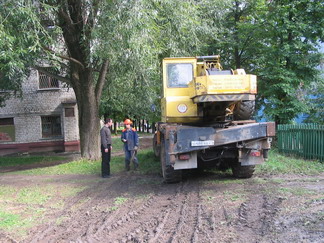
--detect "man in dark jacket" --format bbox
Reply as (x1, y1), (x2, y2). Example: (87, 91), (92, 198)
(100, 118), (113, 178)
(121, 119), (139, 171)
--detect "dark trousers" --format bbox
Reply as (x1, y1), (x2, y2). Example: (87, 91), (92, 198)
(101, 144), (111, 176)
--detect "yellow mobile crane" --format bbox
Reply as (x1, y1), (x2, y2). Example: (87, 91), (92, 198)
(153, 56), (275, 183)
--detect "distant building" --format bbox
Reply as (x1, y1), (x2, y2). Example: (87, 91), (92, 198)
(0, 68), (80, 155)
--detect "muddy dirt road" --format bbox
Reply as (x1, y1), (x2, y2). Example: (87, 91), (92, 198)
(1, 170), (323, 243)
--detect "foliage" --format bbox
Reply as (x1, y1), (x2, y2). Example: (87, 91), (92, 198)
(303, 77), (324, 124)
(200, 0), (323, 124)
(0, 1), (51, 105)
(256, 0), (323, 124)
(202, 0), (268, 70)
(1, 0), (323, 159)
(1, 0), (212, 159)
(98, 0), (210, 122)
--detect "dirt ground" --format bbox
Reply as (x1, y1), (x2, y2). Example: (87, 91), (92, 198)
(1, 138), (324, 243)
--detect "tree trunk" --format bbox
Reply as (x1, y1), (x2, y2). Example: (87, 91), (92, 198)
(234, 1), (241, 69)
(75, 76), (101, 160)
(114, 121), (117, 134)
(55, 1), (109, 160)
(78, 102), (100, 160)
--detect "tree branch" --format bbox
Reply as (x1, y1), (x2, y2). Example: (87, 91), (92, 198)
(42, 45), (85, 69)
(33, 65), (71, 84)
(57, 6), (74, 27)
(95, 60), (109, 105)
(239, 35), (253, 58)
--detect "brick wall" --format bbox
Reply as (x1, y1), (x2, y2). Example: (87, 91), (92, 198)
(0, 69), (80, 154)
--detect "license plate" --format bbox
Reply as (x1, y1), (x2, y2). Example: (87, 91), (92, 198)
(191, 140), (214, 146)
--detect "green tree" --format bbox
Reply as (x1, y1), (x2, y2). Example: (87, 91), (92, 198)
(1, 1), (111, 159)
(201, 0), (323, 124)
(201, 0), (267, 70)
(98, 0), (208, 123)
(0, 1), (50, 105)
(1, 0), (209, 159)
(257, 0), (323, 124)
(304, 76), (324, 124)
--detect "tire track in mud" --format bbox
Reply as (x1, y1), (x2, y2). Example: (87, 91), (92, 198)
(163, 180), (203, 243)
(235, 193), (284, 242)
(88, 193), (157, 242)
(92, 181), (187, 242)
(27, 175), (140, 243)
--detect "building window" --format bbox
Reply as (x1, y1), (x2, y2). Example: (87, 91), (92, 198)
(0, 118), (15, 142)
(41, 116), (62, 138)
(65, 108), (75, 117)
(39, 68), (59, 89)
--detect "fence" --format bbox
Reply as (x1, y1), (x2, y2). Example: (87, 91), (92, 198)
(277, 124), (324, 162)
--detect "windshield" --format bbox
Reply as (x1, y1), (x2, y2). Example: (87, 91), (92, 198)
(167, 63), (193, 88)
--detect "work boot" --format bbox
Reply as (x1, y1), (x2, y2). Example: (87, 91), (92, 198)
(126, 164), (130, 171)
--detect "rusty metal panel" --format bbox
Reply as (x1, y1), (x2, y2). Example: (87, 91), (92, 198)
(265, 122), (276, 136)
(171, 123), (270, 154)
(175, 126), (215, 153)
(213, 123), (268, 146)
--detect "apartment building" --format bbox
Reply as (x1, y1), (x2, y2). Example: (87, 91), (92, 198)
(0, 68), (80, 155)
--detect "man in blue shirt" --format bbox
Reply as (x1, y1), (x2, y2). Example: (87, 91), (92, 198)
(121, 119), (139, 171)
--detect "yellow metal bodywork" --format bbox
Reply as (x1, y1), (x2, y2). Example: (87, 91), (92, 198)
(162, 57), (199, 123)
(190, 74), (257, 97)
(161, 56), (257, 123)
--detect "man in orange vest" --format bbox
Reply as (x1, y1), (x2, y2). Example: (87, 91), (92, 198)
(121, 119), (139, 171)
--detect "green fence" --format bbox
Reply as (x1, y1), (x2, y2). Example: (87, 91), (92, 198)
(277, 124), (324, 162)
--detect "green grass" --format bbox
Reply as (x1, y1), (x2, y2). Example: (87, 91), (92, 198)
(111, 137), (124, 151)
(278, 187), (317, 196)
(209, 178), (245, 185)
(112, 135), (152, 152)
(0, 185), (87, 206)
(0, 156), (68, 167)
(223, 190), (246, 202)
(12, 149), (160, 176)
(0, 211), (22, 229)
(255, 149), (324, 175)
(114, 197), (128, 205)
(0, 183), (88, 236)
(4, 147), (323, 177)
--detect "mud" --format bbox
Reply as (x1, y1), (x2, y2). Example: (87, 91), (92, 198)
(0, 172), (323, 243)
(0, 138), (323, 242)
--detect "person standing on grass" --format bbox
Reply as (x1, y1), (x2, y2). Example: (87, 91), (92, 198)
(121, 119), (139, 171)
(100, 118), (113, 178)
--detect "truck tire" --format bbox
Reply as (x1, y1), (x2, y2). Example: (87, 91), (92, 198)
(231, 163), (255, 178)
(233, 100), (255, 120)
(153, 133), (160, 158)
(160, 139), (182, 183)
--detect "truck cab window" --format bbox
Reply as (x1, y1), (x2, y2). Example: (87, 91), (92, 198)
(167, 63), (193, 88)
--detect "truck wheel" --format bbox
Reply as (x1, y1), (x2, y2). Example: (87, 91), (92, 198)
(231, 163), (255, 178)
(153, 133), (160, 158)
(160, 139), (182, 183)
(233, 101), (255, 120)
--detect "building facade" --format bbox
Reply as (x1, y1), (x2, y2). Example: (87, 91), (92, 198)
(0, 68), (80, 155)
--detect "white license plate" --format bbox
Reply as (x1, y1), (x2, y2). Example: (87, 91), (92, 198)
(191, 140), (214, 146)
